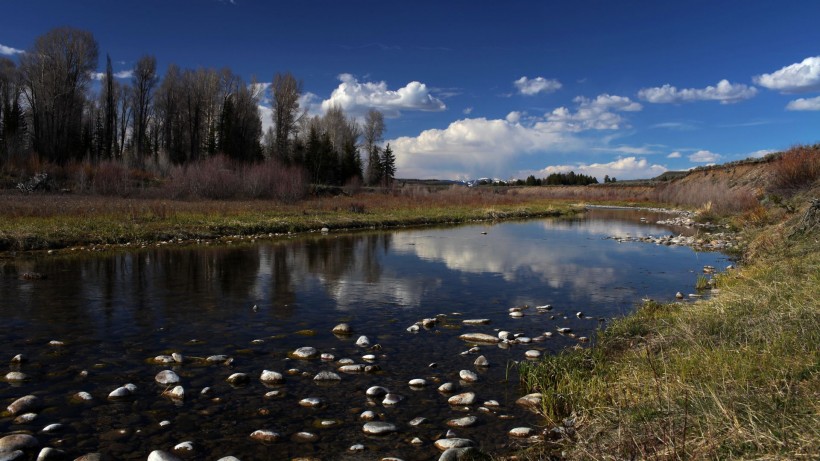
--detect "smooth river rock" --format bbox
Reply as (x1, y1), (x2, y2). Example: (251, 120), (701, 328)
(147, 450), (182, 461)
(459, 370), (478, 382)
(155, 370), (180, 385)
(338, 364), (365, 374)
(298, 397), (323, 408)
(473, 355), (489, 367)
(36, 447), (65, 461)
(355, 336), (370, 347)
(509, 427), (535, 438)
(163, 386), (184, 399)
(313, 371), (341, 381)
(462, 319), (490, 325)
(382, 393), (403, 405)
(226, 373), (249, 385)
(7, 395), (39, 415)
(260, 370), (284, 384)
(438, 447), (480, 461)
(516, 393), (543, 411)
(0, 434), (39, 452)
(332, 323), (352, 335)
(408, 378), (427, 387)
(362, 422), (398, 435)
(0, 451), (23, 461)
(438, 382), (456, 393)
(108, 386), (134, 399)
(5, 372), (28, 381)
(250, 430), (281, 443)
(447, 392), (476, 406)
(366, 386), (389, 397)
(447, 416), (478, 428)
(458, 333), (499, 344)
(291, 347), (319, 359)
(434, 438), (475, 451)
(525, 350), (542, 359)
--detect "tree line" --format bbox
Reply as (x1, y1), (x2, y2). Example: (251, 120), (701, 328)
(0, 27), (396, 187)
(515, 171), (600, 186)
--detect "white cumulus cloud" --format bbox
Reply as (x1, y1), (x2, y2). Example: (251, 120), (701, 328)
(754, 56), (820, 93)
(638, 79), (757, 104)
(523, 157), (666, 181)
(786, 95), (820, 111)
(688, 150), (721, 163)
(90, 69), (134, 81)
(390, 93), (641, 179)
(320, 73), (446, 117)
(667, 151), (682, 159)
(545, 94), (642, 132)
(514, 76), (562, 96)
(0, 43), (24, 55)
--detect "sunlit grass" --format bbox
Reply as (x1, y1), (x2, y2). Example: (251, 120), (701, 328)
(518, 200), (820, 460)
(0, 189), (581, 251)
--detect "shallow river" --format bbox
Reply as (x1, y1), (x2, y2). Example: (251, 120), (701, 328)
(0, 209), (729, 460)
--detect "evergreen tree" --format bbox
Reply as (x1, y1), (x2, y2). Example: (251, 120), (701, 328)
(380, 143), (396, 187)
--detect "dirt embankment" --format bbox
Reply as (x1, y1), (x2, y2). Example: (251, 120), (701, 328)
(673, 158), (775, 194)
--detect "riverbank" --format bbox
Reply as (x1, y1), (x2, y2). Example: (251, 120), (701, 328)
(518, 197), (820, 460)
(0, 190), (585, 254)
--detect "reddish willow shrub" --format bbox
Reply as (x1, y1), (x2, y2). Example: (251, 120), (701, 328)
(772, 145), (820, 193)
(165, 155), (307, 201)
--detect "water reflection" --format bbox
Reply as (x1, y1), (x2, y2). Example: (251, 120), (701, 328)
(0, 210), (730, 460)
(0, 210), (726, 330)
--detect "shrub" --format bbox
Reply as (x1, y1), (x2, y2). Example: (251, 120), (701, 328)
(92, 160), (132, 196)
(772, 144), (820, 193)
(163, 156), (307, 202)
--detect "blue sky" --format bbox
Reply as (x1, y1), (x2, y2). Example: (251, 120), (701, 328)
(2, 0), (819, 180)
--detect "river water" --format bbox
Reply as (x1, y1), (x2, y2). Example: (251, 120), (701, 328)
(0, 209), (729, 460)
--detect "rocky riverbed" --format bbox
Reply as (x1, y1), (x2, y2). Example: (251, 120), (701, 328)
(2, 310), (607, 461)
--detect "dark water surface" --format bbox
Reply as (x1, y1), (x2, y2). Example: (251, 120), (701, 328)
(0, 209), (729, 460)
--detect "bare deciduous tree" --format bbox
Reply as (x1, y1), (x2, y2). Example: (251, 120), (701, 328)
(362, 109), (385, 185)
(271, 72), (301, 163)
(132, 55), (158, 159)
(20, 27), (98, 164)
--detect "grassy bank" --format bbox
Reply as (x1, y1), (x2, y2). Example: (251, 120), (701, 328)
(519, 198), (820, 460)
(0, 188), (581, 252)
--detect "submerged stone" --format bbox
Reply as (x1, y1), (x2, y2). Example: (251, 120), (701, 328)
(434, 438), (475, 451)
(147, 450), (182, 461)
(314, 371), (341, 381)
(458, 333), (499, 344)
(509, 427), (535, 438)
(260, 370), (284, 384)
(447, 392), (476, 406)
(362, 422), (398, 435)
(459, 370), (478, 382)
(366, 386), (389, 397)
(226, 373), (249, 385)
(155, 370), (180, 385)
(447, 416), (478, 428)
(0, 434), (39, 452)
(7, 395), (39, 415)
(291, 347), (319, 359)
(250, 430), (281, 443)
